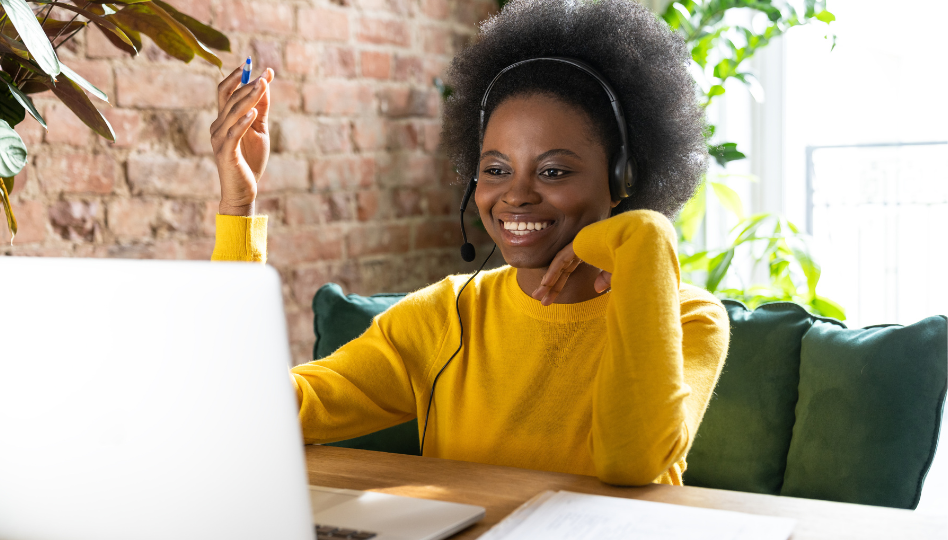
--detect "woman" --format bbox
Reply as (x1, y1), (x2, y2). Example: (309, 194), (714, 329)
(209, 0), (729, 487)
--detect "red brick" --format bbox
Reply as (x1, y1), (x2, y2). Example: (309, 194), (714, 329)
(14, 117), (44, 146)
(202, 200), (219, 236)
(286, 306), (316, 344)
(187, 110), (218, 156)
(423, 57), (450, 82)
(284, 41), (319, 76)
(347, 223), (409, 257)
(36, 153), (116, 194)
(303, 80), (373, 115)
(356, 0), (412, 15)
(285, 193), (328, 225)
(183, 238), (215, 260)
(361, 50), (391, 79)
(9, 162), (33, 197)
(269, 78), (302, 114)
(393, 188), (422, 217)
(49, 200), (100, 241)
(298, 7), (350, 42)
(312, 156), (375, 191)
(127, 155), (219, 198)
(393, 55), (423, 83)
(44, 101), (93, 146)
(453, 0), (497, 26)
(422, 121), (441, 152)
(317, 120), (352, 154)
(86, 25), (127, 59)
(356, 189), (380, 221)
(274, 114), (318, 154)
(426, 187), (459, 216)
(268, 226), (345, 266)
(107, 198), (159, 238)
(164, 0), (213, 23)
(386, 121), (419, 150)
(157, 200), (204, 234)
(422, 26), (450, 55)
(116, 67), (216, 109)
(292, 260), (360, 306)
(214, 0), (295, 35)
(357, 18), (410, 47)
(326, 192), (354, 221)
(377, 153), (436, 188)
(255, 196), (283, 227)
(9, 199), (47, 244)
(420, 0), (449, 19)
(352, 117), (386, 151)
(101, 108), (142, 149)
(378, 86), (438, 118)
(258, 155), (309, 192)
(320, 46), (357, 78)
(414, 217), (460, 249)
(251, 38), (283, 72)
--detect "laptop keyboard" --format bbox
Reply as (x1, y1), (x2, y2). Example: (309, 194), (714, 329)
(314, 524), (377, 539)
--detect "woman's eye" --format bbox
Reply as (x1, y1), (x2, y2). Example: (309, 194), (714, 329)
(483, 167), (506, 176)
(540, 168), (567, 178)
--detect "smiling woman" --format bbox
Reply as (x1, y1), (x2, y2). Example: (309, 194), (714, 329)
(210, 0), (730, 488)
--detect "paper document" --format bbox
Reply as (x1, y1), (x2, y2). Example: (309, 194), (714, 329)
(478, 490), (796, 540)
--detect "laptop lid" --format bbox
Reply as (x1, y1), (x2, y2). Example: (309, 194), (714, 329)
(0, 257), (313, 540)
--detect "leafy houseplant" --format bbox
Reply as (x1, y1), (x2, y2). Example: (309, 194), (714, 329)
(0, 0), (230, 242)
(662, 0), (845, 319)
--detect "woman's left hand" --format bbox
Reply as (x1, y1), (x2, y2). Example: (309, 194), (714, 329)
(531, 242), (612, 306)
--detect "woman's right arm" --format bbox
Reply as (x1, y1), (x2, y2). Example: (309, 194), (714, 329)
(209, 64), (274, 262)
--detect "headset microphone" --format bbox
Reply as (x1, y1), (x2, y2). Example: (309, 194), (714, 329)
(459, 177), (477, 262)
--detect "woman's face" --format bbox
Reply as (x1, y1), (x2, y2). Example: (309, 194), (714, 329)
(474, 93), (616, 269)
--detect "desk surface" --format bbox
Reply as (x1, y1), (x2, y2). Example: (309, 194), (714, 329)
(305, 445), (946, 540)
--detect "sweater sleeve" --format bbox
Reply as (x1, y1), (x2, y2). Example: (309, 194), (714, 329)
(290, 280), (454, 445)
(211, 214), (268, 262)
(573, 209), (729, 486)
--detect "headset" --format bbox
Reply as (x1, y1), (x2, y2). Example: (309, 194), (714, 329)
(420, 56), (636, 455)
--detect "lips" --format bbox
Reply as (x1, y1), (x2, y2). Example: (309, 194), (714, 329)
(497, 217), (555, 245)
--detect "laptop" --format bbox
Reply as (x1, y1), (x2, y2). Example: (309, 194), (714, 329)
(0, 256), (484, 540)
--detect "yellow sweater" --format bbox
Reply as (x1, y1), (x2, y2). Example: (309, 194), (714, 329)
(212, 210), (729, 486)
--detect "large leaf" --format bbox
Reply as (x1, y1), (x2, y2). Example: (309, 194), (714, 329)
(60, 63), (109, 102)
(708, 141), (746, 167)
(152, 0), (229, 51)
(40, 2), (137, 52)
(0, 86), (25, 127)
(705, 248), (734, 293)
(0, 0), (61, 78)
(0, 72), (45, 128)
(0, 173), (16, 242)
(109, 4), (194, 63)
(709, 181), (744, 220)
(811, 295), (846, 320)
(0, 118), (27, 177)
(676, 180), (705, 242)
(44, 76), (115, 142)
(146, 2), (222, 68)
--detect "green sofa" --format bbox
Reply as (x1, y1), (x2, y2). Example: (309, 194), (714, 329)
(311, 283), (947, 510)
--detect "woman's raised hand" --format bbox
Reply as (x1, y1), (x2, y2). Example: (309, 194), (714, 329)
(531, 241), (612, 306)
(210, 65), (274, 217)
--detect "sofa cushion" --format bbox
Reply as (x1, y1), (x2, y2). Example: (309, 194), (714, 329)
(311, 284), (417, 455)
(684, 301), (818, 495)
(781, 316), (948, 509)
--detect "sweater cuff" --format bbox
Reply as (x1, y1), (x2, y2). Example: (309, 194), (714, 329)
(573, 210), (675, 273)
(211, 214), (268, 263)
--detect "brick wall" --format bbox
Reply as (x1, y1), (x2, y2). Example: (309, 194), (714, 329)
(3, 0), (498, 366)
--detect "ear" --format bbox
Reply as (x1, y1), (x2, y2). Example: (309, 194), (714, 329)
(610, 199), (621, 209)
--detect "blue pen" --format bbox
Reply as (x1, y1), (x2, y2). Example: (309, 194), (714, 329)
(240, 56), (252, 86)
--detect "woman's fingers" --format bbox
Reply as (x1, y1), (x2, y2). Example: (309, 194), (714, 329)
(217, 65), (244, 113)
(540, 256), (582, 305)
(594, 270), (612, 293)
(215, 76), (267, 129)
(211, 79), (268, 149)
(217, 109), (258, 158)
(250, 68), (274, 131)
(532, 242), (582, 305)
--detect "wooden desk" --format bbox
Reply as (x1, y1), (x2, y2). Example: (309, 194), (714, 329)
(305, 446), (946, 540)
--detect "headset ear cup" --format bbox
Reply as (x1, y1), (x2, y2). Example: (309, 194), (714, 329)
(624, 156), (636, 192)
(609, 153), (631, 200)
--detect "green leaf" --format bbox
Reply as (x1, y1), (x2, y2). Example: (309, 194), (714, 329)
(60, 63), (109, 103)
(146, 2), (223, 68)
(0, 86), (25, 127)
(676, 181), (705, 242)
(152, 0), (230, 52)
(811, 295), (846, 320)
(814, 10), (835, 23)
(706, 248), (734, 293)
(708, 141), (746, 167)
(0, 173), (17, 243)
(110, 4), (194, 63)
(707, 84), (725, 98)
(0, 0), (61, 78)
(42, 2), (137, 53)
(0, 118), (27, 178)
(44, 76), (115, 142)
(0, 72), (45, 128)
(710, 181), (744, 220)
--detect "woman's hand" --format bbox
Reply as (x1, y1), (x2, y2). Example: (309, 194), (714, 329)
(210, 65), (274, 217)
(531, 242), (612, 306)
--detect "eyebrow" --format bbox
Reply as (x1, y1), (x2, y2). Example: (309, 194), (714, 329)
(479, 148), (583, 162)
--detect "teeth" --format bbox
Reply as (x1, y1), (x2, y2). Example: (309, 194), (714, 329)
(503, 221), (551, 231)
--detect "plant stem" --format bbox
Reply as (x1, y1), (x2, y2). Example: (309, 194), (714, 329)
(54, 24), (85, 51)
(51, 1), (91, 45)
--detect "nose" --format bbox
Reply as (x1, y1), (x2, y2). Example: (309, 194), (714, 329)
(501, 170), (541, 207)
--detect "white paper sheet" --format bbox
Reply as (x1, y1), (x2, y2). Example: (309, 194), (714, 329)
(478, 490), (796, 540)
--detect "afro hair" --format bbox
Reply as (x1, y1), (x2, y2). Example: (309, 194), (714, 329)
(441, 0), (708, 219)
